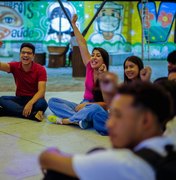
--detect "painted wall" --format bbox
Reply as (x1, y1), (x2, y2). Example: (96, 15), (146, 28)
(0, 1), (175, 60)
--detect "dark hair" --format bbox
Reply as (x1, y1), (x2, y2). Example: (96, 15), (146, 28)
(167, 50), (176, 64)
(20, 43), (35, 54)
(153, 77), (168, 83)
(92, 47), (109, 101)
(117, 81), (173, 129)
(123, 56), (144, 83)
(93, 80), (104, 102)
(92, 47), (109, 70)
(154, 80), (176, 117)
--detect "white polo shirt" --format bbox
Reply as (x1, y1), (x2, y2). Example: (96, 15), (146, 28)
(73, 136), (175, 180)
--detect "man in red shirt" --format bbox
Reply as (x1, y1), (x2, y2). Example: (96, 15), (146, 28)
(0, 42), (47, 121)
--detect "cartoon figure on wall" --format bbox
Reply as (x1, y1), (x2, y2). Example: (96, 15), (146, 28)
(46, 2), (76, 44)
(88, 2), (126, 52)
(0, 5), (22, 39)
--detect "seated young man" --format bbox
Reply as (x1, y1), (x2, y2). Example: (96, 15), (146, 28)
(39, 81), (175, 179)
(0, 42), (47, 121)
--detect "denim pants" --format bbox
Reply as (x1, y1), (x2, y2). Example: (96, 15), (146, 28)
(0, 96), (48, 119)
(48, 98), (108, 134)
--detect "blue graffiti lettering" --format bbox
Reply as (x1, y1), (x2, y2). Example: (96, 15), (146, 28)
(138, 2), (176, 43)
(11, 27), (34, 38)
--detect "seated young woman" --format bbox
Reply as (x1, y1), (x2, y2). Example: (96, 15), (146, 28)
(123, 55), (152, 83)
(47, 14), (110, 129)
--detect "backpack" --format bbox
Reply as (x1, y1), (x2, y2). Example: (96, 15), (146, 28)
(135, 144), (176, 180)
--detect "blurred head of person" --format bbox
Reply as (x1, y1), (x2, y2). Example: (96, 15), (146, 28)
(167, 50), (176, 73)
(123, 56), (144, 84)
(107, 81), (173, 149)
(154, 79), (176, 121)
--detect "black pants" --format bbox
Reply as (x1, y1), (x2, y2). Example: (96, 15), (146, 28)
(43, 170), (79, 180)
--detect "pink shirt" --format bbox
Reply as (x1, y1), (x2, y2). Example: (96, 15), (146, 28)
(83, 62), (94, 101)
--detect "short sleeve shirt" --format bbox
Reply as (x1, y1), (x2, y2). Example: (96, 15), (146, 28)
(8, 61), (47, 96)
(73, 136), (174, 180)
(83, 62), (94, 101)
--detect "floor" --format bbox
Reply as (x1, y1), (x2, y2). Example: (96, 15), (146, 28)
(0, 60), (169, 179)
(0, 92), (111, 180)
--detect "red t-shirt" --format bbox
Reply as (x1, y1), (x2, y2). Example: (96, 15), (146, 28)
(8, 62), (47, 97)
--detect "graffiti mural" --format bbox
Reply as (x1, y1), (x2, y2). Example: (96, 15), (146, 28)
(138, 2), (176, 43)
(0, 2), (48, 41)
(45, 2), (76, 44)
(0, 1), (175, 60)
(88, 2), (126, 52)
(0, 6), (23, 39)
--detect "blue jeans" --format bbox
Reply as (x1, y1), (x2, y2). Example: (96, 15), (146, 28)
(0, 96), (48, 120)
(48, 98), (108, 134)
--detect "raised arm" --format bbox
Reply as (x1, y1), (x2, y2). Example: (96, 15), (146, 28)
(0, 62), (10, 72)
(71, 14), (91, 66)
(0, 42), (10, 72)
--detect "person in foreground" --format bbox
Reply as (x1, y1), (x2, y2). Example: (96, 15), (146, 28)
(154, 79), (176, 144)
(39, 81), (175, 180)
(0, 42), (48, 121)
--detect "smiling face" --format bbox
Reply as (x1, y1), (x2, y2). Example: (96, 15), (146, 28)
(107, 94), (144, 149)
(90, 49), (104, 70)
(124, 60), (140, 81)
(20, 47), (34, 65)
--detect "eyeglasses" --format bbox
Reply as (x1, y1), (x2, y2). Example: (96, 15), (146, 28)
(21, 51), (33, 55)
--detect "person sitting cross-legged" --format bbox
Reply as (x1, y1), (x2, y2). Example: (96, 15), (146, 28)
(47, 14), (109, 129)
(0, 42), (48, 121)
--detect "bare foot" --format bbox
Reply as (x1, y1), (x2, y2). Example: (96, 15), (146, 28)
(35, 111), (44, 122)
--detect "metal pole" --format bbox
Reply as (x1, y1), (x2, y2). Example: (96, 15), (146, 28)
(57, 0), (73, 28)
(141, 0), (145, 60)
(82, 0), (107, 37)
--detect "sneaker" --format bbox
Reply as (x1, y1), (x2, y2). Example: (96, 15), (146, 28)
(79, 120), (92, 129)
(47, 115), (62, 124)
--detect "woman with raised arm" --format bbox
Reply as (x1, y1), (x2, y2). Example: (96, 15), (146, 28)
(47, 14), (110, 130)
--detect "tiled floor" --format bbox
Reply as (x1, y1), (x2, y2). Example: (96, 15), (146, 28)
(0, 92), (111, 180)
(0, 60), (169, 179)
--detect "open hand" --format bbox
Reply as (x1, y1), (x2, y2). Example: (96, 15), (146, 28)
(23, 101), (33, 117)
